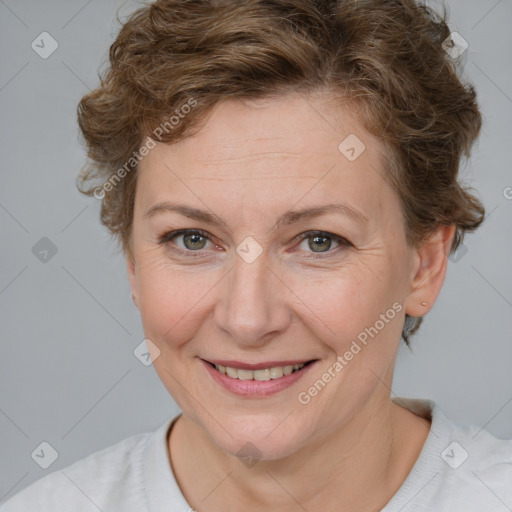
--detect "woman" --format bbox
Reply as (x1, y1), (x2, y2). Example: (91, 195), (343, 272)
(2, 0), (511, 510)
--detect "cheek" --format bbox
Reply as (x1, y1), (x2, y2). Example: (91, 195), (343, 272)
(287, 261), (404, 353)
(135, 256), (216, 347)
(290, 269), (404, 421)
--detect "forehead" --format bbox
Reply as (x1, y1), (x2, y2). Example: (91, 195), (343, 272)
(164, 93), (377, 168)
(136, 92), (397, 226)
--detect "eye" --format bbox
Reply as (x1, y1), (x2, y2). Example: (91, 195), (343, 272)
(294, 231), (351, 257)
(158, 229), (216, 255)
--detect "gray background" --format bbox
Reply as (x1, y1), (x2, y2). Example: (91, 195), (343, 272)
(1, 0), (511, 503)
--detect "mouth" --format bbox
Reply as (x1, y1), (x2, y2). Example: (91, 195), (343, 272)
(200, 358), (318, 397)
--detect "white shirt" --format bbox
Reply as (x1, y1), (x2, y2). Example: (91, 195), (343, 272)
(1, 397), (511, 511)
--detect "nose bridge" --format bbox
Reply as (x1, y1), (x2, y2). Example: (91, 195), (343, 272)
(215, 251), (289, 346)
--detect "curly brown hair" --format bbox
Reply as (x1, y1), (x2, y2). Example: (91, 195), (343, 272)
(77, 0), (485, 346)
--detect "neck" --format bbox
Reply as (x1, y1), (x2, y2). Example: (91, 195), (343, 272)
(168, 392), (430, 512)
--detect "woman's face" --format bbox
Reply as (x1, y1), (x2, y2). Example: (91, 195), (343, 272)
(128, 91), (424, 460)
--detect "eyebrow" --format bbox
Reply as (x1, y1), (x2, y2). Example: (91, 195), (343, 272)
(143, 201), (369, 228)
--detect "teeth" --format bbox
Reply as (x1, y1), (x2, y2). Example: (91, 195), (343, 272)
(254, 368), (270, 381)
(226, 366), (238, 378)
(213, 363), (306, 381)
(269, 367), (283, 379)
(237, 369), (254, 381)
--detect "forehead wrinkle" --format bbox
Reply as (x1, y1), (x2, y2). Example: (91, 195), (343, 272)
(196, 151), (302, 165)
(183, 175), (320, 181)
(199, 136), (291, 147)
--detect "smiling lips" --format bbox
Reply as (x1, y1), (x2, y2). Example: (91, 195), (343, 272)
(202, 358), (317, 397)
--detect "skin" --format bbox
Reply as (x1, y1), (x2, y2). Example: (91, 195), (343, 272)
(127, 90), (455, 511)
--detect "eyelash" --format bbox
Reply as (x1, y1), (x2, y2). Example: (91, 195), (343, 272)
(157, 229), (352, 259)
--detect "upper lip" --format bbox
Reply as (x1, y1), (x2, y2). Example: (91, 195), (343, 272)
(202, 358), (316, 370)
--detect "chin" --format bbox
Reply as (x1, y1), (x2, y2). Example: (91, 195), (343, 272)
(199, 412), (313, 463)
(223, 434), (304, 463)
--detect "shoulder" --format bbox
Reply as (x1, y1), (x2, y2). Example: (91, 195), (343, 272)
(436, 412), (512, 505)
(386, 398), (512, 511)
(0, 428), (153, 512)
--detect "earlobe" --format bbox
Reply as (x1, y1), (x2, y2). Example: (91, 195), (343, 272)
(404, 224), (456, 317)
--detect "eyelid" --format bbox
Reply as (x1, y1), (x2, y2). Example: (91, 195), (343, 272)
(158, 228), (212, 245)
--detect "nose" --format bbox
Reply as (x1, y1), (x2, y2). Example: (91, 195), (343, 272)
(214, 251), (291, 348)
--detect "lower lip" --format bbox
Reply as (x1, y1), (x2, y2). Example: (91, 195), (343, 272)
(201, 359), (317, 397)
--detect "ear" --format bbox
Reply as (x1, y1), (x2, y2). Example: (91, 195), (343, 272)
(404, 224), (456, 317)
(126, 251), (139, 309)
